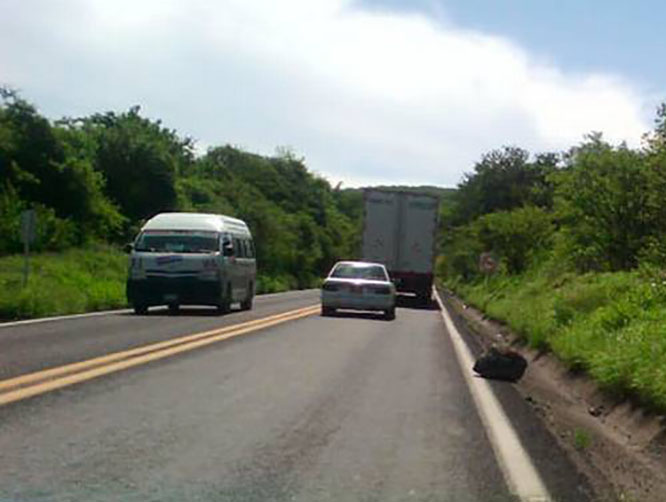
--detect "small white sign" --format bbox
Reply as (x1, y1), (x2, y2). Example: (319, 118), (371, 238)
(479, 252), (498, 274)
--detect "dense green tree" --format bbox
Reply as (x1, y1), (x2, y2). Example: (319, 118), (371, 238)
(438, 206), (553, 280)
(553, 134), (652, 271)
(474, 206), (554, 274)
(67, 107), (193, 223)
(0, 90), (362, 288)
(0, 89), (66, 211)
(452, 146), (557, 225)
(0, 90), (123, 245)
(174, 145), (360, 285)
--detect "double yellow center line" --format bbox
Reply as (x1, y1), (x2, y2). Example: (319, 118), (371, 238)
(0, 304), (320, 407)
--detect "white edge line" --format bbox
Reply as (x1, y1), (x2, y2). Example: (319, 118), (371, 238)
(434, 288), (552, 502)
(0, 289), (320, 329)
(0, 308), (134, 328)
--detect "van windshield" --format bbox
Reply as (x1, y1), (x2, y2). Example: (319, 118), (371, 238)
(135, 231), (219, 253)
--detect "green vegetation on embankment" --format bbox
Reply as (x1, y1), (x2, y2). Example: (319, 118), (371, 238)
(438, 104), (666, 412)
(451, 264), (666, 411)
(0, 247), (127, 320)
(0, 247), (316, 321)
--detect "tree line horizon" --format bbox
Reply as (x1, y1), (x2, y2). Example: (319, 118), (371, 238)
(4, 88), (666, 286)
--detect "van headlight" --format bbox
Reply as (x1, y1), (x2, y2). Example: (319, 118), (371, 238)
(129, 257), (146, 280)
(199, 259), (220, 280)
(198, 269), (220, 281)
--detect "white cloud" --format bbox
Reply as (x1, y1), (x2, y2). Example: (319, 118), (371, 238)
(0, 0), (652, 187)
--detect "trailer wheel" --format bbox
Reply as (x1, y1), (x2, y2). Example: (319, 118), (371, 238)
(417, 290), (431, 306)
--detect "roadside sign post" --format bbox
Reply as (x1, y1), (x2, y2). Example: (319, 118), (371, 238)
(479, 252), (498, 288)
(20, 209), (37, 287)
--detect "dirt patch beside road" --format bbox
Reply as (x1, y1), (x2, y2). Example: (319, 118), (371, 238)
(441, 289), (666, 502)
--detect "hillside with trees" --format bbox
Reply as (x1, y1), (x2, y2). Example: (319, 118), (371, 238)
(0, 89), (363, 293)
(0, 89), (375, 318)
(440, 105), (666, 412)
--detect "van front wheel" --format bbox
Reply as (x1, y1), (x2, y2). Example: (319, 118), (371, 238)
(217, 285), (232, 315)
(133, 303), (148, 315)
(240, 283), (253, 311)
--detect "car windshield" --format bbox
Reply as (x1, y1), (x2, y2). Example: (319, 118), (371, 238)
(135, 231), (219, 253)
(330, 264), (387, 281)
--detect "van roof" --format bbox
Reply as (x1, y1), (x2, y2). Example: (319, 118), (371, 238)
(141, 212), (251, 236)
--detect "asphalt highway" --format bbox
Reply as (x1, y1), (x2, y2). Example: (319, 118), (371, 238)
(0, 291), (593, 501)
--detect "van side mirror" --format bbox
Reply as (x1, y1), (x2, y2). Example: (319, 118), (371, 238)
(124, 243), (134, 254)
(222, 242), (234, 257)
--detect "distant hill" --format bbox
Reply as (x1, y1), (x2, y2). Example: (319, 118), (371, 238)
(368, 185), (455, 201)
(337, 185), (456, 211)
(340, 185), (455, 200)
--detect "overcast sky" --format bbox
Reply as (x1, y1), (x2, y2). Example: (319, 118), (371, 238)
(1, 0), (663, 187)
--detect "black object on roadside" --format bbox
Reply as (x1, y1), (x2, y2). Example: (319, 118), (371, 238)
(473, 346), (527, 382)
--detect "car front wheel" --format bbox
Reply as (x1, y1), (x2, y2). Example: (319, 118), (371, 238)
(384, 307), (396, 320)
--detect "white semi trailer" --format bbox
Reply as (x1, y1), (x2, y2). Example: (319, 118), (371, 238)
(361, 189), (439, 303)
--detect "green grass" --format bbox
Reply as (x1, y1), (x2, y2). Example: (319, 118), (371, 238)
(256, 275), (322, 294)
(448, 263), (666, 412)
(573, 428), (591, 450)
(0, 246), (128, 320)
(256, 274), (297, 294)
(0, 247), (316, 321)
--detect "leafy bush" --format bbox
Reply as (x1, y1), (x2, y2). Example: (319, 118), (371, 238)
(0, 184), (79, 254)
(439, 206), (553, 281)
(452, 146), (557, 225)
(474, 206), (553, 274)
(256, 274), (297, 294)
(552, 134), (663, 272)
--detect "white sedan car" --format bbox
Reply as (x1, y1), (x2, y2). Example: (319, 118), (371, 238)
(321, 261), (397, 320)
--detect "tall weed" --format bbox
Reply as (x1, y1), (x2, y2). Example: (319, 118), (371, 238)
(0, 247), (128, 320)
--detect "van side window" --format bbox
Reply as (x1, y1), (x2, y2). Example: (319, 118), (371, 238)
(233, 238), (244, 258)
(221, 234), (232, 254)
(246, 239), (255, 258)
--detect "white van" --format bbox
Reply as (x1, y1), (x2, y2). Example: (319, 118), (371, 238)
(126, 212), (257, 315)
